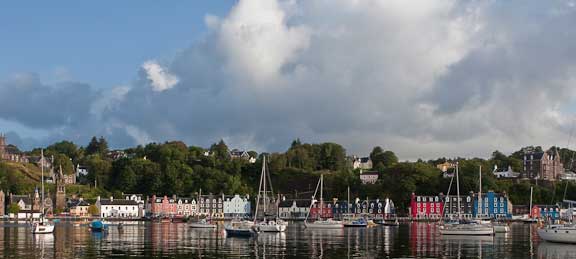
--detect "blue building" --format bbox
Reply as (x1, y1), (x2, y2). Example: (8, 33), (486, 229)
(473, 191), (512, 219)
(533, 205), (560, 220)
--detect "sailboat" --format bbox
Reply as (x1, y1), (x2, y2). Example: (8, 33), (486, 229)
(439, 163), (494, 235)
(32, 149), (55, 234)
(304, 174), (344, 229)
(521, 186), (538, 223)
(252, 156), (287, 232)
(343, 189), (367, 228)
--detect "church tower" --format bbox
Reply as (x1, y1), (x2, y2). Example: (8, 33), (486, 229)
(55, 165), (66, 212)
(0, 133), (6, 160)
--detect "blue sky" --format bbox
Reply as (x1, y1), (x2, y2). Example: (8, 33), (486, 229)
(0, 1), (234, 88)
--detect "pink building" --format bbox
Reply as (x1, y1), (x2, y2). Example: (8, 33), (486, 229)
(146, 195), (197, 217)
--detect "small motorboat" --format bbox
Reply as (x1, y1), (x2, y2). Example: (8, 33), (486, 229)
(89, 220), (109, 232)
(32, 218), (54, 234)
(254, 219), (288, 232)
(225, 220), (258, 237)
(344, 217), (368, 228)
(439, 222), (494, 236)
(189, 219), (217, 229)
(381, 219), (400, 226)
(493, 222), (510, 233)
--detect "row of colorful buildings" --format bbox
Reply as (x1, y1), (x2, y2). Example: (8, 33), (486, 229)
(410, 191), (562, 220)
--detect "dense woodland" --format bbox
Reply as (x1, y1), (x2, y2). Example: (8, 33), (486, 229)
(2, 137), (576, 214)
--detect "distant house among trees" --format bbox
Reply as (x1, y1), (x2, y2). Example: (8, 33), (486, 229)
(492, 165), (520, 179)
(523, 148), (564, 181)
(352, 156), (373, 170)
(0, 134), (29, 163)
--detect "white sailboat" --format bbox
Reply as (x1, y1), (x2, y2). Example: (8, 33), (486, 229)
(253, 156), (287, 232)
(521, 186), (538, 223)
(440, 163), (494, 236)
(304, 174), (344, 229)
(32, 149), (54, 234)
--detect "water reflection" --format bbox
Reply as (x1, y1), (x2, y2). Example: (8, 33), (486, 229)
(537, 242), (576, 259)
(0, 221), (559, 258)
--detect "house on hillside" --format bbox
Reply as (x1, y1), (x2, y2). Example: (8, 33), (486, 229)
(360, 171), (379, 184)
(352, 156), (373, 170)
(523, 149), (564, 181)
(492, 165), (520, 179)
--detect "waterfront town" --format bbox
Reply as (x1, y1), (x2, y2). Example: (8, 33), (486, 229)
(0, 134), (569, 222)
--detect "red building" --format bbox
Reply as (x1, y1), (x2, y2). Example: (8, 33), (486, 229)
(410, 193), (444, 219)
(309, 201), (334, 219)
(147, 195), (177, 217)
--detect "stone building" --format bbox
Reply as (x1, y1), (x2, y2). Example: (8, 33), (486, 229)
(55, 167), (67, 212)
(523, 149), (564, 181)
(0, 134), (29, 163)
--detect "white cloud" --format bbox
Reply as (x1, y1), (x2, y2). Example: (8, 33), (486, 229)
(3, 0), (576, 160)
(141, 60), (179, 92)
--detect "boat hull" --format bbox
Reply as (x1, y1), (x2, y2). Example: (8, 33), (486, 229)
(439, 225), (494, 236)
(256, 224), (287, 232)
(538, 228), (576, 244)
(32, 224), (54, 234)
(305, 221), (344, 229)
(189, 223), (217, 229)
(493, 225), (510, 233)
(225, 228), (256, 237)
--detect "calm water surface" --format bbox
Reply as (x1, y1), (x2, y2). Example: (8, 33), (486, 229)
(1, 222), (575, 258)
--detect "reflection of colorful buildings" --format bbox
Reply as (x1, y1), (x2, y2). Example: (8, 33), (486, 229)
(410, 223), (441, 258)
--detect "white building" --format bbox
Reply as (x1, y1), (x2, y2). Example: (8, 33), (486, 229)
(278, 199), (311, 220)
(360, 171), (379, 184)
(223, 194), (251, 218)
(176, 197), (197, 216)
(493, 165), (520, 179)
(124, 193), (146, 217)
(96, 196), (139, 218)
(76, 164), (89, 177)
(352, 156), (373, 170)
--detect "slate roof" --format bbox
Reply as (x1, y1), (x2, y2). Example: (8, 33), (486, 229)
(100, 199), (138, 206)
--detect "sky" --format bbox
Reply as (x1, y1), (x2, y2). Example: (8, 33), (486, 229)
(2, 0), (576, 160)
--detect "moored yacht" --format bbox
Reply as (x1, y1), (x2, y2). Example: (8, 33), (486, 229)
(304, 174), (344, 229)
(538, 224), (576, 244)
(252, 156), (288, 232)
(32, 150), (54, 234)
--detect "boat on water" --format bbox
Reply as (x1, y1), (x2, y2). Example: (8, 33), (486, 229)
(224, 219), (258, 237)
(89, 220), (109, 232)
(439, 222), (495, 235)
(304, 174), (344, 229)
(32, 149), (54, 235)
(440, 164), (493, 236)
(493, 223), (510, 233)
(344, 217), (368, 227)
(538, 224), (576, 244)
(32, 218), (55, 234)
(189, 218), (217, 229)
(380, 219), (400, 226)
(252, 156), (288, 233)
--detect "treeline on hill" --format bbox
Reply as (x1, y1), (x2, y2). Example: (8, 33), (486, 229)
(1, 137), (576, 214)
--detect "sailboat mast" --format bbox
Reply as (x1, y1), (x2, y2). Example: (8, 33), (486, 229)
(347, 186), (350, 214)
(456, 162), (461, 218)
(320, 174), (324, 219)
(41, 149), (44, 215)
(479, 165), (482, 216)
(529, 186), (533, 218)
(254, 157), (265, 222)
(263, 156), (267, 215)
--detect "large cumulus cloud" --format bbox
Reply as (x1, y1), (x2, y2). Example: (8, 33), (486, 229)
(2, 0), (576, 159)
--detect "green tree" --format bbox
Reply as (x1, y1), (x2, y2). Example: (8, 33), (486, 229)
(8, 203), (20, 214)
(88, 204), (99, 216)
